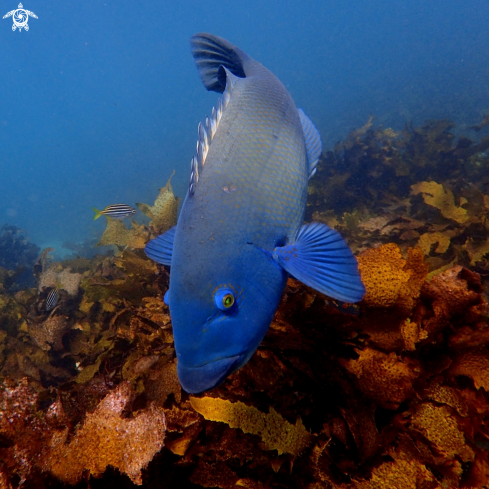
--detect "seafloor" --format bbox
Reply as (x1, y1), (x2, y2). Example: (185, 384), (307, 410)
(1, 117), (489, 488)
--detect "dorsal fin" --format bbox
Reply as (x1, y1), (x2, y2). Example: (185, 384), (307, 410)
(188, 68), (238, 197)
(221, 66), (239, 105)
(298, 109), (322, 179)
(190, 33), (249, 93)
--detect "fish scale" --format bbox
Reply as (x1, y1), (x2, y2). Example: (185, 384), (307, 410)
(145, 33), (365, 394)
(183, 73), (307, 248)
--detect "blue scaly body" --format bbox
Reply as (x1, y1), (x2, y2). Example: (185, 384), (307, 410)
(146, 33), (365, 393)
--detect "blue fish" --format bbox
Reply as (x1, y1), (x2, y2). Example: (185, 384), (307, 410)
(145, 33), (365, 393)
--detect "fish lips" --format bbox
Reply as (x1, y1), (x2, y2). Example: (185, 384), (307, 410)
(177, 355), (242, 394)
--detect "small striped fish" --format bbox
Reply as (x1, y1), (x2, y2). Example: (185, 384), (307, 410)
(46, 282), (61, 311)
(92, 204), (136, 220)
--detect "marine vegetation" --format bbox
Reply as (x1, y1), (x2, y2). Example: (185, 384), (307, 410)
(0, 117), (489, 488)
(97, 171), (180, 249)
(0, 224), (40, 291)
(307, 115), (489, 283)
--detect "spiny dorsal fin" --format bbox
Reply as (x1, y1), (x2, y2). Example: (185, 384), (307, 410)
(190, 33), (249, 93)
(188, 69), (238, 196)
(298, 109), (322, 179)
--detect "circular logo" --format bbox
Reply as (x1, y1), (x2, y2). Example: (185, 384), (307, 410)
(13, 9), (28, 29)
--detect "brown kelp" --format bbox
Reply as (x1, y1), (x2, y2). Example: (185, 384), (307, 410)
(0, 122), (489, 487)
(0, 224), (40, 291)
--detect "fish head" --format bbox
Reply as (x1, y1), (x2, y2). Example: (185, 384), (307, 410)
(168, 243), (286, 394)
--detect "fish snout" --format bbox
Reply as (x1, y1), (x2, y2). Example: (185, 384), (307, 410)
(177, 355), (241, 394)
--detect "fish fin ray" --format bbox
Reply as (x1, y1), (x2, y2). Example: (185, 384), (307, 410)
(273, 222), (365, 303)
(191, 33), (248, 93)
(144, 226), (176, 266)
(92, 207), (102, 220)
(189, 66), (238, 197)
(298, 109), (322, 179)
(189, 156), (199, 196)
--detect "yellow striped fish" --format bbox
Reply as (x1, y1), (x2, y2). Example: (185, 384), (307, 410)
(92, 204), (136, 220)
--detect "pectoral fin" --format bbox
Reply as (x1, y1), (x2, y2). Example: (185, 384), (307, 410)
(273, 222), (365, 303)
(144, 226), (176, 266)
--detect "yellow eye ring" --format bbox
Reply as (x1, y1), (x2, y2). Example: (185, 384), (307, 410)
(222, 293), (234, 308)
(215, 289), (236, 311)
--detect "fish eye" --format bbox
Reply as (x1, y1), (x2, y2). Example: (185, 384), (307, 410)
(223, 293), (234, 308)
(214, 288), (235, 311)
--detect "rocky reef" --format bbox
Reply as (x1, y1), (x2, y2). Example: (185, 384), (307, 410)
(0, 119), (489, 488)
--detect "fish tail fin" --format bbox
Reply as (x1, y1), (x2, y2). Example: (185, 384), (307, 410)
(92, 207), (102, 220)
(190, 33), (250, 93)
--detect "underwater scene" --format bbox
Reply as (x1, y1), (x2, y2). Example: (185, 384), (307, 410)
(1, 1), (489, 488)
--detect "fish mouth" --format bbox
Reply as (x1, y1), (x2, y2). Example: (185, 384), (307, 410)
(177, 355), (241, 394)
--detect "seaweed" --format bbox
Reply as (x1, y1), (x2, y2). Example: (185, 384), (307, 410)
(0, 224), (40, 290)
(1, 120), (489, 488)
(136, 170), (180, 236)
(95, 171), (180, 251)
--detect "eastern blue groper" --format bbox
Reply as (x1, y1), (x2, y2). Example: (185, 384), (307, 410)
(145, 33), (366, 394)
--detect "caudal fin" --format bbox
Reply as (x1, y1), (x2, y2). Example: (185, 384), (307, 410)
(92, 207), (102, 220)
(190, 33), (249, 93)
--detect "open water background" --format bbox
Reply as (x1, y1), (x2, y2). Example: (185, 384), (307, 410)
(1, 0), (488, 253)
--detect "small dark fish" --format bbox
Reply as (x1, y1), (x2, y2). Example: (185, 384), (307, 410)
(46, 281), (61, 311)
(92, 204), (136, 220)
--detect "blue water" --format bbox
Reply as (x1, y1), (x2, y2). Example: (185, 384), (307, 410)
(1, 0), (488, 253)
